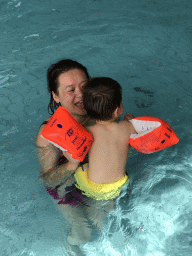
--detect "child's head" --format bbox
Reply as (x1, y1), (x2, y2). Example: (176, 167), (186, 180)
(83, 77), (122, 121)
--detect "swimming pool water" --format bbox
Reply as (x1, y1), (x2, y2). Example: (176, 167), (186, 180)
(1, 0), (192, 255)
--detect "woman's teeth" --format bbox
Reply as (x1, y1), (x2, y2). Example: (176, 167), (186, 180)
(76, 102), (84, 109)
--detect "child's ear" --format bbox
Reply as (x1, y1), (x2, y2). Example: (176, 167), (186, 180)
(112, 108), (118, 118)
(113, 106), (122, 118)
(115, 103), (123, 118)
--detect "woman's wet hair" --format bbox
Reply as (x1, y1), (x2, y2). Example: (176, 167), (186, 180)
(47, 59), (90, 115)
(83, 77), (122, 121)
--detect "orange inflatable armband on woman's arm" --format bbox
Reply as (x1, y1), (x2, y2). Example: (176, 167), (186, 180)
(40, 107), (93, 162)
(129, 117), (179, 153)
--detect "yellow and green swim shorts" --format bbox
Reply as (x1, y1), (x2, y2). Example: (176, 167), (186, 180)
(74, 164), (129, 200)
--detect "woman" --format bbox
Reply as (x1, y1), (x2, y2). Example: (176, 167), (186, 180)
(35, 59), (134, 246)
(36, 59), (94, 248)
(36, 59), (90, 189)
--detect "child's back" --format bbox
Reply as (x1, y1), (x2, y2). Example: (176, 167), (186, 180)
(87, 119), (135, 183)
(80, 76), (136, 185)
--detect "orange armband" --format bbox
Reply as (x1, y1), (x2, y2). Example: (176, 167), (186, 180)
(40, 107), (93, 161)
(129, 117), (179, 153)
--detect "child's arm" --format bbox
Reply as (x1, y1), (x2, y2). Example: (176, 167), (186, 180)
(123, 113), (138, 134)
(62, 150), (81, 164)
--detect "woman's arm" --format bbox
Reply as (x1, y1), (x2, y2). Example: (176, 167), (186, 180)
(35, 124), (79, 188)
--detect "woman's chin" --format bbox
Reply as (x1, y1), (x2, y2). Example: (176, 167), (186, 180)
(75, 105), (87, 115)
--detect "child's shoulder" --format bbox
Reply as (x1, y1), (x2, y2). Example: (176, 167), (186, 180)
(118, 120), (136, 135)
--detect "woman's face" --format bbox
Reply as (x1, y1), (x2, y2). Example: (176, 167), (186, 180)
(52, 69), (88, 122)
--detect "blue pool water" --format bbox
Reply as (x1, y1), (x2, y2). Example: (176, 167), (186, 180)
(1, 0), (192, 255)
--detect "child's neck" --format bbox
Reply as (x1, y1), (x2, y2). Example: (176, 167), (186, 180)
(97, 117), (120, 126)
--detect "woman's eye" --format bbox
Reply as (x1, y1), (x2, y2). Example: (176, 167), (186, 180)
(69, 89), (75, 92)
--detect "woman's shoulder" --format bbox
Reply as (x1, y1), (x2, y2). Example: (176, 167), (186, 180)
(36, 117), (51, 148)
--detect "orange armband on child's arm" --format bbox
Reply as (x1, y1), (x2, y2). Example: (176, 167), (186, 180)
(129, 117), (179, 153)
(40, 107), (93, 161)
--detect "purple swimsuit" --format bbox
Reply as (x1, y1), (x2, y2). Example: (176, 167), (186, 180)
(46, 184), (89, 206)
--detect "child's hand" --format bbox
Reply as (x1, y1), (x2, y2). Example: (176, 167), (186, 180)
(124, 113), (135, 121)
(62, 150), (81, 164)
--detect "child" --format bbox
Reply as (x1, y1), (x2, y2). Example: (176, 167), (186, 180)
(55, 77), (136, 246)
(74, 77), (136, 201)
(62, 77), (136, 245)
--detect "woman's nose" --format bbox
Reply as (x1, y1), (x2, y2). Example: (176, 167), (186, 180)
(76, 85), (83, 96)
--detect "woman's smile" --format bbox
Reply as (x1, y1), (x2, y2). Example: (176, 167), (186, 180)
(75, 100), (85, 109)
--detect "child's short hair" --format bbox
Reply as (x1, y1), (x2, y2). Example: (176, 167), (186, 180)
(83, 77), (122, 121)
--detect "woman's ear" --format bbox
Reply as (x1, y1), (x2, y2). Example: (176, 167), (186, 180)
(52, 91), (60, 104)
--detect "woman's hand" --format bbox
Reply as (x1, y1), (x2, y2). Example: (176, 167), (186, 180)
(124, 113), (135, 121)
